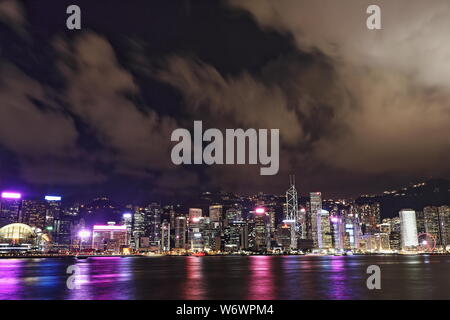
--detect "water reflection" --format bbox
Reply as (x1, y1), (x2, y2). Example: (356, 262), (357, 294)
(67, 257), (134, 300)
(183, 256), (206, 300)
(0, 255), (448, 300)
(248, 256), (275, 300)
(0, 259), (24, 300)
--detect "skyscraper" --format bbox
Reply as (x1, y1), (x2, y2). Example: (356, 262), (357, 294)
(358, 202), (381, 235)
(0, 192), (22, 227)
(318, 209), (332, 249)
(310, 192), (322, 248)
(209, 205), (222, 222)
(399, 209), (419, 251)
(424, 206), (450, 249)
(174, 216), (187, 249)
(145, 203), (161, 245)
(189, 208), (202, 221)
(45, 196), (62, 236)
(21, 200), (47, 229)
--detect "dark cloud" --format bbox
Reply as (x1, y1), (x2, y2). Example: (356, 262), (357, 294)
(0, 0), (448, 199)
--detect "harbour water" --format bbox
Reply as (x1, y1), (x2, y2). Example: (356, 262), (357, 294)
(0, 255), (448, 300)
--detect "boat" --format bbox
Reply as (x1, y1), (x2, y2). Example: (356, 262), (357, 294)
(191, 252), (206, 257)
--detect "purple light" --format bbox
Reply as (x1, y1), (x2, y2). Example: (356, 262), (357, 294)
(123, 213), (132, 219)
(331, 217), (339, 223)
(255, 207), (265, 214)
(1, 192), (22, 199)
(93, 225), (127, 231)
(78, 230), (91, 239)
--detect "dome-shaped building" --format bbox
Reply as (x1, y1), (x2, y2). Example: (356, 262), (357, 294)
(0, 223), (51, 253)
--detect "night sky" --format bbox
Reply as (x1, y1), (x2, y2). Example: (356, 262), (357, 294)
(0, 0), (449, 203)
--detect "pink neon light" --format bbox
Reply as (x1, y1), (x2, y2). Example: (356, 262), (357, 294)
(93, 225), (127, 231)
(255, 207), (265, 214)
(1, 192), (22, 199)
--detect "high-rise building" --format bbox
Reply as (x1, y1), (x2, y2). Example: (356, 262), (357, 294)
(21, 200), (47, 229)
(189, 208), (202, 221)
(45, 196), (62, 236)
(0, 192), (22, 227)
(209, 205), (222, 222)
(252, 207), (270, 252)
(318, 209), (332, 249)
(145, 203), (161, 245)
(310, 192), (322, 248)
(161, 220), (170, 251)
(399, 209), (419, 251)
(174, 216), (187, 249)
(132, 207), (145, 250)
(330, 215), (345, 251)
(358, 203), (381, 235)
(92, 223), (128, 254)
(424, 206), (450, 249)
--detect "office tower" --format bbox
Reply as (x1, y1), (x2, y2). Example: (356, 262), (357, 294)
(21, 200), (47, 229)
(225, 208), (242, 225)
(298, 208), (308, 240)
(92, 223), (128, 254)
(45, 196), (62, 235)
(399, 209), (419, 251)
(189, 208), (202, 221)
(358, 202), (381, 235)
(438, 206), (450, 248)
(415, 210), (426, 234)
(161, 220), (170, 251)
(388, 217), (401, 251)
(174, 216), (187, 249)
(54, 213), (73, 249)
(132, 207), (145, 250)
(0, 192), (22, 227)
(330, 215), (345, 251)
(145, 203), (161, 245)
(310, 192), (322, 248)
(318, 209), (332, 249)
(209, 205), (222, 222)
(122, 213), (133, 247)
(424, 206), (450, 249)
(188, 216), (206, 252)
(344, 208), (361, 250)
(285, 175), (299, 249)
(224, 220), (247, 252)
(252, 207), (270, 252)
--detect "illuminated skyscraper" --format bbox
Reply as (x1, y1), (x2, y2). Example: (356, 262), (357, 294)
(92, 223), (128, 254)
(424, 206), (450, 249)
(318, 209), (332, 249)
(310, 192), (322, 248)
(145, 203), (161, 245)
(0, 192), (22, 227)
(285, 175), (299, 249)
(399, 209), (419, 251)
(252, 207), (270, 252)
(358, 202), (381, 235)
(189, 208), (202, 221)
(161, 220), (170, 251)
(174, 216), (187, 249)
(45, 196), (62, 236)
(209, 205), (222, 222)
(21, 200), (47, 229)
